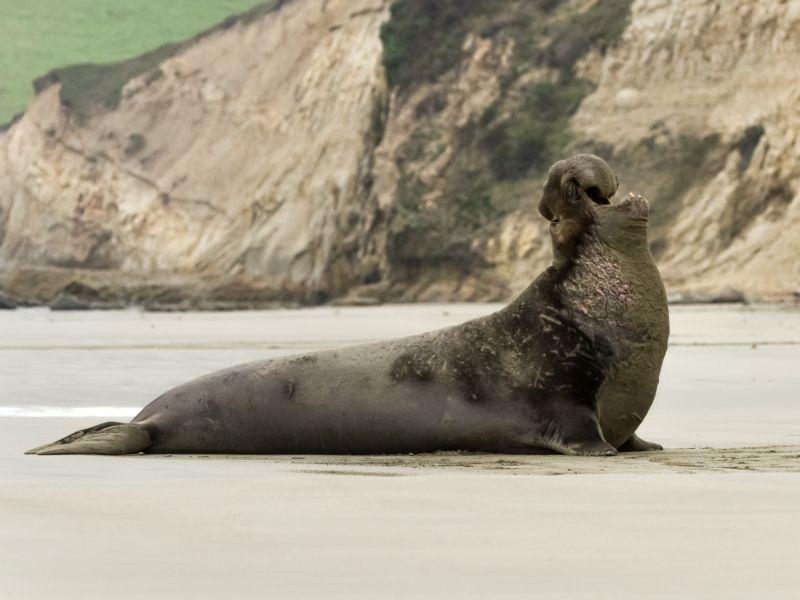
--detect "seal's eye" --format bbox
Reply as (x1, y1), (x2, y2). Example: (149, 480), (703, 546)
(551, 217), (560, 225)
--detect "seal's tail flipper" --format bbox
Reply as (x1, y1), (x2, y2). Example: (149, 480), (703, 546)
(25, 422), (152, 455)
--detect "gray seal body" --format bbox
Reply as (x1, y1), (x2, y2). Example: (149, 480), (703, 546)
(28, 154), (669, 457)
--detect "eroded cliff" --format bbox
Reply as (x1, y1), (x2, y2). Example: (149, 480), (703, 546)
(0, 0), (390, 306)
(0, 0), (797, 307)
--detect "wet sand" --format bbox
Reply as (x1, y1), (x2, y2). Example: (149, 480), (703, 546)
(2, 305), (799, 598)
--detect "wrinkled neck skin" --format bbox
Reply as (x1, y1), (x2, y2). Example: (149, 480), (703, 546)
(560, 241), (633, 352)
(501, 199), (670, 447)
(558, 206), (657, 347)
(503, 200), (668, 365)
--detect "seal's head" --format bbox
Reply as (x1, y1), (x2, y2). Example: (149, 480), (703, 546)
(539, 153), (649, 265)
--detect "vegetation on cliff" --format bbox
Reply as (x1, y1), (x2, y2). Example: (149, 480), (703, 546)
(32, 1), (286, 123)
(0, 0), (272, 124)
(379, 0), (634, 281)
(381, 1), (486, 91)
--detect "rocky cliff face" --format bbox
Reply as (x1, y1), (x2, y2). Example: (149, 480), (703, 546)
(573, 0), (800, 298)
(0, 0), (390, 305)
(0, 0), (797, 307)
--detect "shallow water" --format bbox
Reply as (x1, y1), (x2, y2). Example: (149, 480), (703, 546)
(1, 304), (799, 446)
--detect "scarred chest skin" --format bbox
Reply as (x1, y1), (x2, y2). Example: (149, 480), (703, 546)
(559, 224), (669, 447)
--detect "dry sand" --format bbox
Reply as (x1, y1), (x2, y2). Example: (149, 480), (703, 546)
(1, 305), (800, 599)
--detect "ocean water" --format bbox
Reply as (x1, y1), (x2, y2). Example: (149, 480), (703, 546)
(1, 304), (799, 447)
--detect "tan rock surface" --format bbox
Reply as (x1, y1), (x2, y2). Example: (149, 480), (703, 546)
(1, 0), (798, 304)
(0, 0), (390, 300)
(571, 0), (800, 297)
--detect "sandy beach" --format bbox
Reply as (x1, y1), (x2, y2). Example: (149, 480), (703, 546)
(2, 305), (799, 598)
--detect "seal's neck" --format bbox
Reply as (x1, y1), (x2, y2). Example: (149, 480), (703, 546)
(559, 235), (632, 329)
(498, 229), (651, 346)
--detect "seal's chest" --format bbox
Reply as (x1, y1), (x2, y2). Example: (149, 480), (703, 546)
(564, 248), (669, 447)
(560, 246), (638, 337)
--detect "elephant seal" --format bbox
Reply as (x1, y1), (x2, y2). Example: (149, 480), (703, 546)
(27, 154), (669, 457)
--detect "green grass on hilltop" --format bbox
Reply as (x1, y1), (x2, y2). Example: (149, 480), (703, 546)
(0, 0), (268, 124)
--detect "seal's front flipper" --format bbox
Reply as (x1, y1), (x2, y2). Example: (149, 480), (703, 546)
(566, 439), (618, 456)
(26, 422), (152, 455)
(535, 402), (618, 456)
(618, 433), (663, 452)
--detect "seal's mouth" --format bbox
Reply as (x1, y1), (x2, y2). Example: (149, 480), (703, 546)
(610, 193), (649, 219)
(586, 186), (611, 206)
